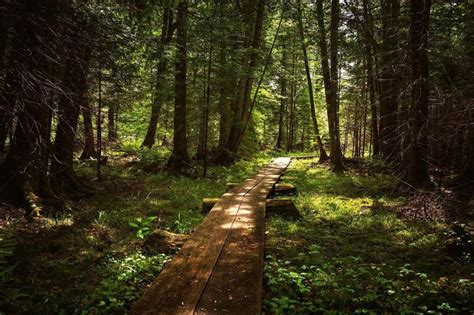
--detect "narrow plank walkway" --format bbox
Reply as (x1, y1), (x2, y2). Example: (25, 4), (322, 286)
(131, 157), (291, 315)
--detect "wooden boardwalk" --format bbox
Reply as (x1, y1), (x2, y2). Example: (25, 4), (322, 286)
(131, 157), (291, 315)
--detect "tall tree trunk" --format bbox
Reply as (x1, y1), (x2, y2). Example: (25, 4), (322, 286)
(379, 0), (400, 161)
(316, 0), (344, 172)
(79, 85), (96, 159)
(50, 38), (92, 194)
(405, 0), (432, 189)
(166, 0), (190, 171)
(142, 4), (175, 148)
(297, 1), (329, 162)
(275, 39), (287, 150)
(216, 42), (233, 151)
(108, 103), (117, 142)
(224, 0), (265, 157)
(0, 0), (57, 205)
(287, 29), (297, 152)
(361, 0), (379, 158)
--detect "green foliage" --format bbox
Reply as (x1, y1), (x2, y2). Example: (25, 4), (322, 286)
(264, 159), (474, 314)
(81, 252), (169, 313)
(129, 216), (157, 239)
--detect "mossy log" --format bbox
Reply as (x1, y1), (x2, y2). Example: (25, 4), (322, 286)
(274, 183), (297, 195)
(266, 199), (301, 219)
(202, 198), (220, 213)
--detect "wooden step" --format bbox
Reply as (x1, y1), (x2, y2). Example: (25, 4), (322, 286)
(274, 183), (297, 194)
(202, 197), (300, 219)
(266, 199), (301, 219)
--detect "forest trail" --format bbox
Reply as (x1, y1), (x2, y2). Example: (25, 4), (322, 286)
(131, 157), (291, 315)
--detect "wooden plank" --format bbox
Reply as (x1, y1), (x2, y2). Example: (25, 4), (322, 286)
(130, 158), (290, 315)
(194, 158), (290, 314)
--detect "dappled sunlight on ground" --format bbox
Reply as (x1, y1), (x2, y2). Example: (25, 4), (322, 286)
(264, 158), (474, 314)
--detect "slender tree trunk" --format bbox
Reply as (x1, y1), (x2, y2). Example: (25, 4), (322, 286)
(217, 43), (232, 150)
(275, 39), (287, 150)
(361, 0), (379, 158)
(142, 4), (175, 148)
(108, 103), (117, 142)
(167, 0), (190, 171)
(79, 86), (96, 159)
(297, 1), (329, 162)
(405, 0), (432, 189)
(316, 0), (344, 172)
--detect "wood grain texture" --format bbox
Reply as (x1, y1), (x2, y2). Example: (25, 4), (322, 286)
(131, 158), (291, 315)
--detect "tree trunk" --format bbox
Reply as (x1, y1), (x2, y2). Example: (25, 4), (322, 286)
(405, 0), (433, 189)
(275, 39), (287, 150)
(50, 32), (92, 194)
(361, 0), (379, 158)
(224, 0), (265, 156)
(142, 4), (175, 148)
(297, 1), (329, 162)
(287, 30), (297, 152)
(0, 0), (57, 204)
(379, 0), (400, 161)
(79, 85), (96, 159)
(316, 0), (344, 172)
(108, 103), (117, 142)
(166, 0), (190, 171)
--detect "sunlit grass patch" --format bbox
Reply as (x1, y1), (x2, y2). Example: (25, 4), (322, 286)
(264, 159), (474, 314)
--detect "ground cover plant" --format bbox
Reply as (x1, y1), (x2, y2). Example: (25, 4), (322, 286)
(0, 150), (270, 313)
(263, 159), (474, 314)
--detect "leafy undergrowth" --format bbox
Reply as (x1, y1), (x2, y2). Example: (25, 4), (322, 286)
(263, 159), (474, 314)
(0, 148), (270, 314)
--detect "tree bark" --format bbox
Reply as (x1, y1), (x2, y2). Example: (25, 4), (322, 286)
(108, 103), (117, 142)
(225, 0), (265, 156)
(275, 38), (287, 150)
(296, 1), (329, 162)
(405, 0), (433, 189)
(316, 0), (344, 172)
(79, 85), (96, 159)
(142, 4), (175, 148)
(379, 0), (400, 161)
(361, 0), (379, 158)
(50, 28), (92, 194)
(166, 0), (190, 171)
(0, 0), (57, 204)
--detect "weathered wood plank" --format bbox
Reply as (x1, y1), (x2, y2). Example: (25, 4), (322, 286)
(130, 158), (291, 315)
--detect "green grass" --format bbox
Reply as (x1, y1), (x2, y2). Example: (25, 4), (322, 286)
(263, 159), (474, 314)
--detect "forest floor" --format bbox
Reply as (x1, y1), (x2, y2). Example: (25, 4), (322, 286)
(0, 150), (473, 314)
